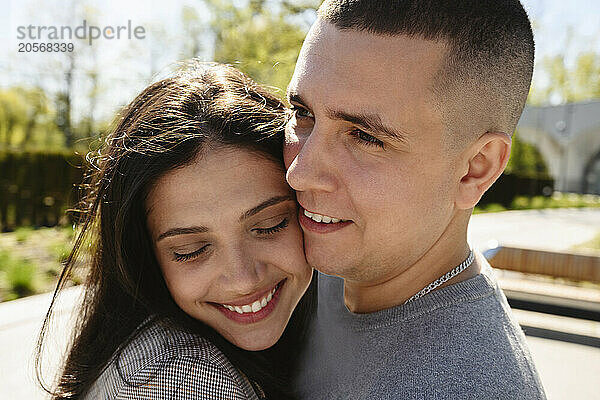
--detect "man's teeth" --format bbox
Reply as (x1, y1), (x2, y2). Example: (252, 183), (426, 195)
(222, 286), (277, 314)
(304, 209), (346, 224)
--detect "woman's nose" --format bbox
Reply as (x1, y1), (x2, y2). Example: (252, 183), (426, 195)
(220, 245), (266, 295)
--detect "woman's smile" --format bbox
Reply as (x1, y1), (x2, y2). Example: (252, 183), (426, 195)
(211, 279), (286, 324)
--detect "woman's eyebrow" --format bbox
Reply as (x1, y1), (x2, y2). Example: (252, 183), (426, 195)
(157, 225), (209, 242)
(239, 195), (295, 222)
(156, 195), (294, 242)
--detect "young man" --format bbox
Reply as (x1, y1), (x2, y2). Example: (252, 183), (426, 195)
(284, 0), (547, 398)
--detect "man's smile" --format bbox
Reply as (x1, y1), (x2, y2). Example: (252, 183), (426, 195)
(298, 207), (353, 234)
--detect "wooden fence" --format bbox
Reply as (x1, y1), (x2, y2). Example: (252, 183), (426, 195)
(489, 246), (600, 284)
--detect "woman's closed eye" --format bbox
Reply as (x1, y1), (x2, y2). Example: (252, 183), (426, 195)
(170, 217), (290, 263)
(173, 244), (210, 262)
(252, 217), (289, 235)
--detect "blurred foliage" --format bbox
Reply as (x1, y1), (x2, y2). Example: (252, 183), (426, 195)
(0, 250), (39, 301)
(474, 203), (508, 214)
(0, 87), (64, 150)
(204, 0), (319, 92)
(474, 192), (600, 214)
(505, 134), (549, 177)
(0, 226), (77, 302)
(572, 232), (600, 252)
(530, 51), (600, 105)
(47, 241), (72, 264)
(14, 226), (35, 243)
(181, 6), (205, 59)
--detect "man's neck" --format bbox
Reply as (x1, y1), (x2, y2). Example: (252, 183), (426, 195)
(343, 241), (479, 314)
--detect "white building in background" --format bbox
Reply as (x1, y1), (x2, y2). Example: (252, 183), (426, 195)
(516, 100), (600, 194)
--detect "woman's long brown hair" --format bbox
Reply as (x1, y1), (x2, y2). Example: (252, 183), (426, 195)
(36, 62), (316, 399)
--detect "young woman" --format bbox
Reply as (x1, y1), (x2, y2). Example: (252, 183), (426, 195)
(36, 63), (315, 399)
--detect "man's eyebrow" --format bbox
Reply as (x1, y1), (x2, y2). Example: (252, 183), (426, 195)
(287, 92), (307, 107)
(287, 91), (409, 144)
(239, 195), (295, 222)
(326, 109), (410, 144)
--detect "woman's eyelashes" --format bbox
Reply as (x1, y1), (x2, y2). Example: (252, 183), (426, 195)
(173, 244), (210, 262)
(252, 217), (289, 235)
(171, 218), (290, 263)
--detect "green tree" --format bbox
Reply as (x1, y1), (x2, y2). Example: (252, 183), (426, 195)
(505, 134), (549, 178)
(203, 0), (319, 92)
(0, 88), (27, 147)
(530, 51), (600, 104)
(0, 87), (62, 150)
(181, 6), (205, 59)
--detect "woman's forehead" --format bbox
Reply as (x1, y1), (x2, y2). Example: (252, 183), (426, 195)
(145, 148), (291, 232)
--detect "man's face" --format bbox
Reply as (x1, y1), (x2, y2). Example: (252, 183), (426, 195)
(284, 20), (463, 284)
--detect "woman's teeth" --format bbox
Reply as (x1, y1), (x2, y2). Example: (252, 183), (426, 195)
(304, 209), (347, 224)
(221, 285), (277, 314)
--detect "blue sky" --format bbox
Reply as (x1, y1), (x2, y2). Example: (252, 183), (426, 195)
(523, 0), (600, 63)
(0, 0), (599, 120)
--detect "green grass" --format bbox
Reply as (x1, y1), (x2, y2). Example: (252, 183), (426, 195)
(0, 250), (39, 301)
(473, 203), (508, 214)
(474, 192), (600, 214)
(14, 226), (35, 243)
(0, 225), (79, 302)
(47, 241), (72, 264)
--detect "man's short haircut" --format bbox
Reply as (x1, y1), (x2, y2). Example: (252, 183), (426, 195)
(318, 0), (535, 147)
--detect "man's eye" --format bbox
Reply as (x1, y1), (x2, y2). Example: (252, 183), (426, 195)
(290, 106), (314, 119)
(350, 129), (385, 149)
(253, 218), (289, 235)
(173, 244), (210, 262)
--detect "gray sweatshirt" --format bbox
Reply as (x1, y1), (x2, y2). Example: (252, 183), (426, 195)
(292, 252), (547, 399)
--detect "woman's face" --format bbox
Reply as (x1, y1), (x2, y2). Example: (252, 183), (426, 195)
(145, 147), (312, 351)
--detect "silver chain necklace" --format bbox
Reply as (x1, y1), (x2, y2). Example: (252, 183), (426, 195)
(404, 250), (475, 305)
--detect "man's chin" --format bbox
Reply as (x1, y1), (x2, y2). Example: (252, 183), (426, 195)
(304, 239), (361, 278)
(306, 254), (354, 279)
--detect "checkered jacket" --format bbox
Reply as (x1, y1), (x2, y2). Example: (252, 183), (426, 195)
(83, 319), (260, 399)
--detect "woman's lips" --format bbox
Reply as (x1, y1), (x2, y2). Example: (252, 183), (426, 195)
(212, 280), (285, 324)
(218, 282), (280, 307)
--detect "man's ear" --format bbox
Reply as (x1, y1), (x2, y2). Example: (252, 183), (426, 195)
(455, 132), (511, 210)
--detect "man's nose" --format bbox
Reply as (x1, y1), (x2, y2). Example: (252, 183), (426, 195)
(285, 124), (337, 193)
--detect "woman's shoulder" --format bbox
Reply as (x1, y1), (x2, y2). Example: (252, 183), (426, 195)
(84, 318), (259, 400)
(117, 318), (221, 371)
